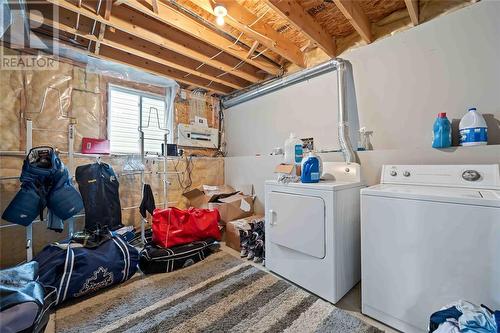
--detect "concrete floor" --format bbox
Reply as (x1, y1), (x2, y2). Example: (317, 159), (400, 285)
(335, 283), (399, 333)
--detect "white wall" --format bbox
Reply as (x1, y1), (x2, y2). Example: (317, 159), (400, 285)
(224, 1), (500, 155)
(226, 146), (500, 214)
(224, 71), (341, 157)
(224, 1), (500, 214)
(344, 0), (500, 149)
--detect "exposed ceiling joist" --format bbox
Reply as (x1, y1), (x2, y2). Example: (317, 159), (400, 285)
(123, 0), (282, 75)
(264, 0), (336, 57)
(26, 0), (470, 95)
(188, 0), (306, 68)
(404, 0), (419, 26)
(30, 12), (243, 91)
(94, 0), (112, 54)
(176, 1), (282, 65)
(98, 47), (232, 94)
(47, 0), (262, 83)
(36, 31), (231, 94)
(333, 0), (372, 43)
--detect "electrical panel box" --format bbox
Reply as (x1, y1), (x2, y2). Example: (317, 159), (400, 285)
(177, 123), (219, 149)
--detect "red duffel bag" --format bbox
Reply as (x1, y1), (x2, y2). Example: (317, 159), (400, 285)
(152, 207), (221, 248)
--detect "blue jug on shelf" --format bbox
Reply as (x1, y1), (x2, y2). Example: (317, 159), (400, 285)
(301, 152), (321, 183)
(432, 112), (451, 148)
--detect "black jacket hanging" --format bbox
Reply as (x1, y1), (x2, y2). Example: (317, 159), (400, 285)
(139, 184), (156, 218)
(75, 162), (123, 231)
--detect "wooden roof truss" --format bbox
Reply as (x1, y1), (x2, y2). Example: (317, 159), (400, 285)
(24, 0), (475, 95)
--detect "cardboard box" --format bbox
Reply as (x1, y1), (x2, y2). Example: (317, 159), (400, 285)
(183, 184), (255, 224)
(225, 215), (264, 252)
(183, 184), (236, 209)
(224, 222), (241, 252)
(275, 164), (301, 176)
(208, 193), (254, 224)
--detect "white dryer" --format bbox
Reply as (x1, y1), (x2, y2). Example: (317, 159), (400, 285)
(361, 164), (500, 333)
(265, 162), (364, 303)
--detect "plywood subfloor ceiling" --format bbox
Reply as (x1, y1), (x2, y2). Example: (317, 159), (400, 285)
(28, 0), (477, 96)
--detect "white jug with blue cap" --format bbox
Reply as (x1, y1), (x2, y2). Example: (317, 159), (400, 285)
(459, 107), (488, 146)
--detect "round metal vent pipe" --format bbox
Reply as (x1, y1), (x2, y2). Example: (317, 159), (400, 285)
(222, 58), (356, 164)
(221, 59), (339, 109)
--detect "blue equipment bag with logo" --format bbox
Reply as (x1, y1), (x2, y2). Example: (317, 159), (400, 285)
(34, 234), (138, 305)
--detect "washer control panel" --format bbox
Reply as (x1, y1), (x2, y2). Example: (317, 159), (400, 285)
(381, 164), (500, 189)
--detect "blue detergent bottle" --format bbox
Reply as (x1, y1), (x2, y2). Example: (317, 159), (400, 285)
(432, 112), (451, 148)
(301, 152), (320, 183)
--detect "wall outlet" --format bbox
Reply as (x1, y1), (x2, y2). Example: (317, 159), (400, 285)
(194, 116), (208, 127)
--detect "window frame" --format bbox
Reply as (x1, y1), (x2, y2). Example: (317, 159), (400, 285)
(107, 83), (171, 155)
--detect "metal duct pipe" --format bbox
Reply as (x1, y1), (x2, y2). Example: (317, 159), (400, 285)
(222, 57), (357, 164)
(336, 59), (356, 164)
(221, 59), (339, 109)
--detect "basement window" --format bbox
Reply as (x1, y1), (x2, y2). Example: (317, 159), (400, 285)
(108, 85), (172, 155)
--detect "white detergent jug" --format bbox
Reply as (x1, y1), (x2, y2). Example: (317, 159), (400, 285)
(283, 133), (303, 165)
(459, 107), (488, 146)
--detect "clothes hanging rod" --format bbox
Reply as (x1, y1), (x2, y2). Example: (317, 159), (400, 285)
(0, 213), (86, 229)
(0, 151), (217, 161)
(0, 151), (25, 156)
(119, 171), (153, 176)
(121, 202), (177, 211)
(0, 176), (21, 181)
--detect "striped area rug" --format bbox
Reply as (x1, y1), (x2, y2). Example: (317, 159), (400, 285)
(54, 251), (382, 333)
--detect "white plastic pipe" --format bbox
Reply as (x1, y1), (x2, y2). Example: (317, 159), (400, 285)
(67, 122), (75, 236)
(26, 119), (33, 261)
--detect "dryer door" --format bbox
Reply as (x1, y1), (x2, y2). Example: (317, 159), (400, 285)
(268, 191), (325, 258)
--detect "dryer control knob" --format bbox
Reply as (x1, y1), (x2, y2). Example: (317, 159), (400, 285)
(403, 171), (411, 177)
(390, 170), (397, 177)
(462, 170), (481, 182)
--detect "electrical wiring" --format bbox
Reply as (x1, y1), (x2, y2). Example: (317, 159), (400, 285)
(247, 8), (270, 28)
(173, 155), (194, 193)
(182, 7), (280, 90)
(215, 102), (227, 157)
(251, 48), (269, 60)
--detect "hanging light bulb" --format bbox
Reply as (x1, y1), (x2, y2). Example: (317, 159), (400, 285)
(216, 15), (225, 26)
(213, 3), (227, 26)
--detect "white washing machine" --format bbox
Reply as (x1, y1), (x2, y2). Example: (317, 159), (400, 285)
(265, 162), (364, 304)
(361, 164), (500, 333)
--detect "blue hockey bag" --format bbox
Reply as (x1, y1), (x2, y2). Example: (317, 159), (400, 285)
(34, 234), (139, 305)
(0, 261), (57, 333)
